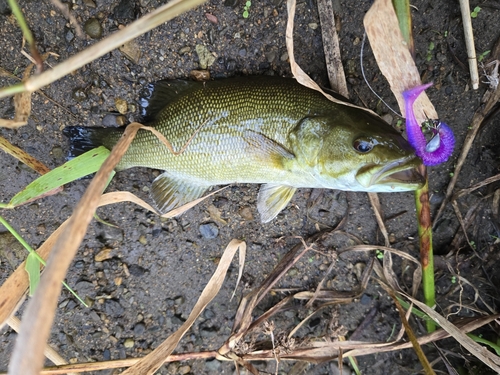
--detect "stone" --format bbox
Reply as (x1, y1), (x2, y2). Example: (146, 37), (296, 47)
(199, 222), (219, 239)
(84, 18), (103, 39)
(195, 45), (216, 69)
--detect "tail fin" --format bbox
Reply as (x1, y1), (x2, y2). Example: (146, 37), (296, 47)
(63, 126), (124, 158)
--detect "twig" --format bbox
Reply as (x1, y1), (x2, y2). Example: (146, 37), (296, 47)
(316, 0), (348, 97)
(459, 0), (479, 89)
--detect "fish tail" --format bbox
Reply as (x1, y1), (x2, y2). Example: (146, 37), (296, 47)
(63, 126), (124, 158)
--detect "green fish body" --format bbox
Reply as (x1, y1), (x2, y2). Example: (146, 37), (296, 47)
(66, 76), (424, 222)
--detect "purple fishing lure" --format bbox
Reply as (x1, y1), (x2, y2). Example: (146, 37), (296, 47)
(402, 83), (455, 166)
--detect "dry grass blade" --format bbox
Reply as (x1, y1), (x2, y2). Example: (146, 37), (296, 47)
(220, 233), (323, 355)
(406, 295), (500, 373)
(363, 0), (437, 124)
(122, 239), (246, 375)
(343, 313), (500, 357)
(98, 187), (228, 219)
(0, 136), (51, 175)
(8, 123), (144, 374)
(0, 64), (32, 128)
(384, 287), (435, 374)
(453, 173), (500, 200)
(0, 0), (207, 99)
(367, 192), (390, 247)
(6, 316), (77, 375)
(341, 244), (422, 297)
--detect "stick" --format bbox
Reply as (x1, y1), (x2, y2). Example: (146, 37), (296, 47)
(459, 0), (479, 89)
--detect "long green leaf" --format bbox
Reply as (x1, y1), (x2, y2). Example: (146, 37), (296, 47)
(6, 146), (110, 208)
(25, 252), (40, 296)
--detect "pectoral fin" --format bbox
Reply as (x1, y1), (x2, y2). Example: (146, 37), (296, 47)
(244, 130), (295, 167)
(257, 184), (297, 223)
(151, 172), (209, 214)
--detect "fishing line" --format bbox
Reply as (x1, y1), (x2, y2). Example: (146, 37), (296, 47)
(360, 32), (402, 117)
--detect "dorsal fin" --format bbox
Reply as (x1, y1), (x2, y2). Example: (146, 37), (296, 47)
(139, 80), (202, 122)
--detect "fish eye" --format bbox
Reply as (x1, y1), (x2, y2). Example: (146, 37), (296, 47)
(353, 138), (374, 153)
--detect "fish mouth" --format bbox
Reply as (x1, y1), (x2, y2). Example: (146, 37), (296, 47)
(356, 157), (425, 191)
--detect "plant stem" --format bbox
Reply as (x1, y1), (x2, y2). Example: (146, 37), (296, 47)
(414, 166), (436, 332)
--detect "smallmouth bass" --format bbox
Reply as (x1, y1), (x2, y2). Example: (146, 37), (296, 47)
(65, 76), (424, 222)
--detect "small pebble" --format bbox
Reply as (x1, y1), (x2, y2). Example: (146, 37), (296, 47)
(94, 248), (113, 262)
(65, 30), (74, 43)
(174, 296), (185, 305)
(102, 114), (120, 127)
(116, 115), (127, 126)
(318, 263), (328, 271)
(238, 206), (253, 221)
(360, 294), (372, 305)
(124, 338), (134, 348)
(203, 309), (215, 319)
(115, 98), (128, 114)
(84, 0), (97, 8)
(128, 264), (146, 276)
(199, 222), (219, 239)
(72, 88), (87, 102)
(178, 365), (191, 374)
(84, 18), (103, 39)
(195, 44), (216, 69)
(133, 323), (146, 335)
(178, 46), (191, 55)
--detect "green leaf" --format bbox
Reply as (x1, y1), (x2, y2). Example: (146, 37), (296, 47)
(7, 146), (111, 207)
(243, 10), (249, 18)
(245, 1), (251, 6)
(25, 252), (41, 296)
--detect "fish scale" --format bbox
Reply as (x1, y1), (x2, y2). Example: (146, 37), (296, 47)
(65, 76), (424, 222)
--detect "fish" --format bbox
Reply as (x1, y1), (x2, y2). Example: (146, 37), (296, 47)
(64, 76), (425, 223)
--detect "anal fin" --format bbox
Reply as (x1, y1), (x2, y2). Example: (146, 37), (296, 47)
(151, 172), (209, 214)
(257, 184), (297, 223)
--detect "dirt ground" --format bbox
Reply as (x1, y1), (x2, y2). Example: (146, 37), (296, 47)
(1, 0), (500, 374)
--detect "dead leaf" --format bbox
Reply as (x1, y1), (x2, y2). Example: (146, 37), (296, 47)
(363, 0), (437, 124)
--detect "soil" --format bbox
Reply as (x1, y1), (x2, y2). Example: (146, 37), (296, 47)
(1, 0), (500, 374)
